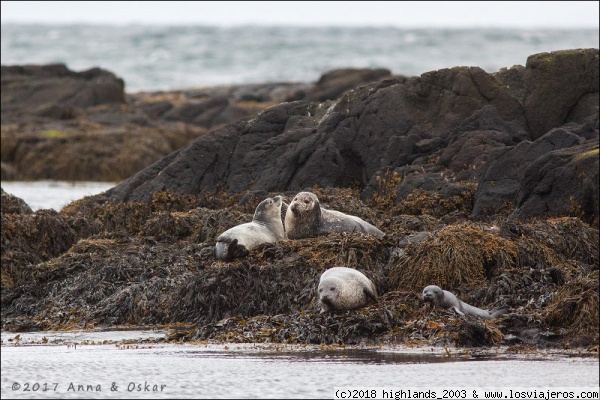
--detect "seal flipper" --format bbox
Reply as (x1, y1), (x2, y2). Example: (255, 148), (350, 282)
(227, 238), (249, 260)
(363, 285), (378, 303)
(490, 306), (509, 318)
(215, 238), (248, 261)
(451, 306), (465, 317)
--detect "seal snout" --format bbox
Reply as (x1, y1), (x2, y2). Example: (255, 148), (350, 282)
(290, 202), (300, 214)
(320, 295), (335, 307)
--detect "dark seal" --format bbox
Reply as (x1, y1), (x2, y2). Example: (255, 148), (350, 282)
(422, 285), (508, 319)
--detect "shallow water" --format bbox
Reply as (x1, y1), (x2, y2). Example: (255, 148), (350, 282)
(1, 330), (598, 399)
(1, 180), (116, 212)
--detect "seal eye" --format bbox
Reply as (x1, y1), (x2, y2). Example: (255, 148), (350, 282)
(304, 199), (310, 204)
(330, 287), (335, 291)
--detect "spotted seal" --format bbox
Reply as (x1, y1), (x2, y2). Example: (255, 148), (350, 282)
(422, 285), (508, 319)
(215, 195), (285, 261)
(317, 267), (378, 313)
(284, 191), (384, 239)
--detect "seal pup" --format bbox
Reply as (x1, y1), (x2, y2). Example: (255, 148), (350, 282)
(318, 267), (378, 313)
(284, 191), (384, 239)
(215, 195), (285, 261)
(422, 285), (508, 320)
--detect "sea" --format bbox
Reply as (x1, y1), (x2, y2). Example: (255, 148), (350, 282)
(1, 24), (599, 399)
(1, 24), (599, 92)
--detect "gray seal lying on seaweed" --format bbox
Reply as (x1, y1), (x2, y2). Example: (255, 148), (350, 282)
(422, 285), (508, 320)
(215, 195), (285, 261)
(284, 191), (384, 239)
(318, 267), (378, 313)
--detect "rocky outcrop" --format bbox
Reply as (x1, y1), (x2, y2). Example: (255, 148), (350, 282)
(1, 188), (597, 348)
(524, 49), (599, 140)
(1, 63), (125, 123)
(308, 67), (392, 101)
(103, 49), (599, 225)
(1, 50), (598, 224)
(1, 64), (392, 182)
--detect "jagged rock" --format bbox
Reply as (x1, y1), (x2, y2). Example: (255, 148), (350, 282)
(308, 67), (393, 101)
(105, 65), (526, 202)
(524, 48), (599, 140)
(2, 50), (599, 223)
(1, 63), (125, 122)
(473, 125), (599, 223)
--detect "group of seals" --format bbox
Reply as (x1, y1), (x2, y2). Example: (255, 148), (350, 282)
(214, 193), (506, 319)
(215, 191), (384, 261)
(215, 195), (285, 261)
(284, 192), (384, 239)
(422, 285), (508, 320)
(213, 192), (385, 313)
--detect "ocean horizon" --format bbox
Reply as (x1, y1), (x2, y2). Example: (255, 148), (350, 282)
(2, 23), (598, 92)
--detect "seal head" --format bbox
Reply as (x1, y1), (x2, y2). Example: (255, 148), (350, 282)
(318, 266), (377, 313)
(285, 191), (384, 239)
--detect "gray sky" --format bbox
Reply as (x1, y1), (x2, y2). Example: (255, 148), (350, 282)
(1, 1), (599, 28)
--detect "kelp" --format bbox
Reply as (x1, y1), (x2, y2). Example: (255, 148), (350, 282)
(388, 222), (517, 292)
(1, 189), (598, 349)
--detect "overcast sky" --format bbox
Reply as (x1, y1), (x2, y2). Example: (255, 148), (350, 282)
(1, 1), (599, 28)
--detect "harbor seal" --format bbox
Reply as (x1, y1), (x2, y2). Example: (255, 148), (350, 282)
(422, 285), (508, 320)
(284, 191), (384, 239)
(215, 195), (285, 261)
(318, 267), (378, 313)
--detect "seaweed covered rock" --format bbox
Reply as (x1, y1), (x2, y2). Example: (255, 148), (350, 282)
(544, 270), (599, 337)
(1, 209), (76, 290)
(2, 188), (598, 349)
(388, 222), (517, 292)
(1, 187), (32, 215)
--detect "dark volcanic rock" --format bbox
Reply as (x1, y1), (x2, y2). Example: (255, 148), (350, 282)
(308, 67), (393, 101)
(524, 49), (599, 140)
(472, 124), (599, 223)
(105, 65), (527, 202)
(102, 49), (598, 225)
(514, 140), (599, 223)
(493, 65), (526, 104)
(1, 63), (125, 122)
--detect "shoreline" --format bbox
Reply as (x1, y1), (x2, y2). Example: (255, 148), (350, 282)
(2, 49), (598, 352)
(3, 328), (598, 361)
